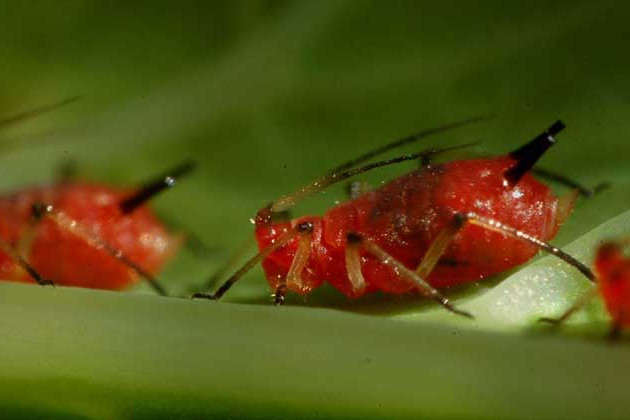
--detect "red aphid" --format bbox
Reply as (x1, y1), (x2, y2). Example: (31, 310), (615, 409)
(256, 155), (565, 297)
(0, 182), (178, 290)
(0, 99), (189, 294)
(595, 241), (630, 328)
(199, 120), (593, 316)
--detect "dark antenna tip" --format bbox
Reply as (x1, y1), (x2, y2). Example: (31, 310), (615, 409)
(119, 160), (196, 214)
(504, 121), (565, 186)
(548, 120), (565, 136)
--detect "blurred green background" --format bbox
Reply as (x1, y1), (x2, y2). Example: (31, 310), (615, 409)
(1, 1), (630, 419)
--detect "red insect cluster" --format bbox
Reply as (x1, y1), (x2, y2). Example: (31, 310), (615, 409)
(197, 119), (594, 317)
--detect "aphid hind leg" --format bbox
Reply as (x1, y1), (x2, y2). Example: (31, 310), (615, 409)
(31, 203), (168, 295)
(346, 232), (473, 318)
(427, 213), (596, 282)
(532, 168), (610, 198)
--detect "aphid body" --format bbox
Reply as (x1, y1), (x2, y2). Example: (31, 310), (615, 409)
(0, 182), (178, 290)
(256, 148), (566, 298)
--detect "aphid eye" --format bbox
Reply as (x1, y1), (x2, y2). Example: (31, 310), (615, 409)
(31, 203), (53, 220)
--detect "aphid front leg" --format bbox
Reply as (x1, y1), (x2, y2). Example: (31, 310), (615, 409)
(285, 222), (314, 296)
(193, 226), (301, 301)
(346, 232), (473, 318)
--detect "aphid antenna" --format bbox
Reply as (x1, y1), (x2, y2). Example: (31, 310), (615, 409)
(32, 203), (168, 295)
(504, 120), (565, 186)
(0, 96), (82, 130)
(330, 114), (494, 173)
(271, 142), (480, 213)
(119, 160), (196, 214)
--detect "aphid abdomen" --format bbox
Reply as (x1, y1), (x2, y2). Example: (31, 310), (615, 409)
(30, 183), (178, 289)
(425, 157), (560, 287)
(323, 157), (562, 291)
(0, 183), (178, 290)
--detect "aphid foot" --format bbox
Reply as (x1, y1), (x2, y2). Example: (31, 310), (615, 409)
(607, 323), (622, 341)
(191, 292), (217, 300)
(40, 279), (55, 288)
(538, 317), (560, 323)
(273, 285), (287, 306)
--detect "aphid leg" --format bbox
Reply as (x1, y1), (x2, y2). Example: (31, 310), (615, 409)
(273, 283), (287, 305)
(555, 189), (580, 227)
(0, 239), (52, 286)
(462, 213), (595, 281)
(119, 160), (196, 214)
(346, 232), (473, 318)
(196, 211), (293, 294)
(538, 287), (599, 325)
(31, 203), (168, 296)
(532, 167), (610, 198)
(285, 222), (314, 295)
(345, 234), (367, 295)
(415, 214), (468, 279)
(193, 227), (301, 301)
(608, 322), (623, 341)
(199, 238), (255, 292)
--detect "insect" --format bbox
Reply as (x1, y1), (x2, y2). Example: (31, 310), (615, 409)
(0, 99), (191, 295)
(195, 118), (598, 317)
(540, 239), (630, 338)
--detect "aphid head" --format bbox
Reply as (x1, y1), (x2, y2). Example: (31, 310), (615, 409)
(504, 120), (565, 186)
